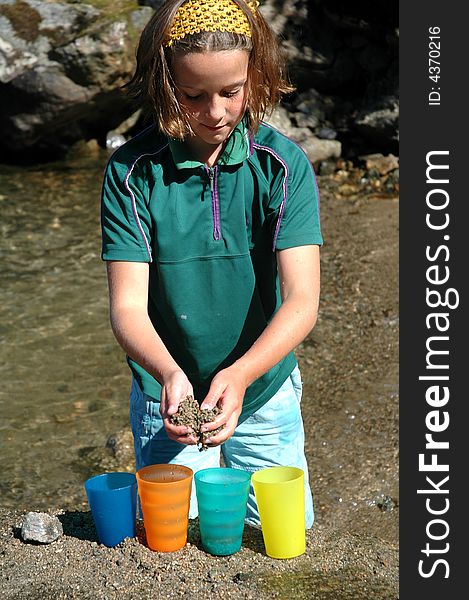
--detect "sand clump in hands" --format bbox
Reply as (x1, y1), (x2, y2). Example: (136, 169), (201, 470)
(170, 395), (224, 450)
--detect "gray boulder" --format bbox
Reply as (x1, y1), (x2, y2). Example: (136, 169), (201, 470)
(265, 105), (341, 164)
(0, 0), (152, 159)
(21, 511), (63, 544)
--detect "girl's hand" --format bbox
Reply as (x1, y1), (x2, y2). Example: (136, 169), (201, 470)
(198, 366), (248, 446)
(159, 369), (197, 445)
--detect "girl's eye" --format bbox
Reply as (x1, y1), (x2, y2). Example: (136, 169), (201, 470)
(185, 93), (202, 101)
(182, 88), (242, 100)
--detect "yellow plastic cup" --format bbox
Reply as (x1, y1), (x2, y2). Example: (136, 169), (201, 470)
(252, 466), (306, 559)
(136, 464), (193, 552)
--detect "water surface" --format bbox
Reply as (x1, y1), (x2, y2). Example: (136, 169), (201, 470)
(0, 150), (131, 510)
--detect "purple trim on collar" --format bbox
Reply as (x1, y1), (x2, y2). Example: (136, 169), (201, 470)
(124, 142), (169, 262)
(258, 121), (322, 233)
(213, 167), (221, 240)
(252, 142), (289, 251)
(248, 130), (255, 155)
(205, 165), (221, 240)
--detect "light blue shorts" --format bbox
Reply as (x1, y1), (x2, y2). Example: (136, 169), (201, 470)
(129, 366), (314, 528)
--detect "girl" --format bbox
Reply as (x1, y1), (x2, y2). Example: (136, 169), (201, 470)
(101, 0), (322, 527)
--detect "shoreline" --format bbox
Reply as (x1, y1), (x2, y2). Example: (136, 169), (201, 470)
(0, 508), (398, 599)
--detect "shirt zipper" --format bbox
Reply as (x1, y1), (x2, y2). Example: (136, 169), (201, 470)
(206, 165), (221, 240)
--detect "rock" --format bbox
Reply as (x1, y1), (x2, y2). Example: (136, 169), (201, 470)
(264, 105), (297, 137)
(355, 99), (399, 151)
(293, 88), (329, 123)
(298, 136), (342, 165)
(233, 572), (251, 583)
(106, 132), (127, 150)
(0, 0), (152, 159)
(376, 494), (398, 512)
(316, 126), (338, 140)
(0, 0), (101, 83)
(105, 428), (135, 465)
(105, 109), (142, 149)
(21, 511), (63, 544)
(264, 105), (342, 164)
(317, 159), (338, 176)
(292, 111), (319, 130)
(360, 153), (399, 175)
(353, 59), (399, 152)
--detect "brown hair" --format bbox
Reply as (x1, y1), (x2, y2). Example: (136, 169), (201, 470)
(124, 0), (294, 139)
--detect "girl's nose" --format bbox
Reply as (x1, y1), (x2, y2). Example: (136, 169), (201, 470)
(205, 96), (225, 122)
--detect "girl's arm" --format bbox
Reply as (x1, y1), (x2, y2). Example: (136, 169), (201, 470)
(200, 243), (320, 444)
(106, 261), (196, 444)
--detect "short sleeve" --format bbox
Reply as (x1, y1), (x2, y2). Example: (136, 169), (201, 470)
(101, 154), (153, 262)
(272, 147), (323, 251)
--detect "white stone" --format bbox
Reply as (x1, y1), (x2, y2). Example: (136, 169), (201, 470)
(21, 512), (63, 544)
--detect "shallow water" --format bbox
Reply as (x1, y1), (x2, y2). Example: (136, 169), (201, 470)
(259, 570), (397, 600)
(0, 151), (131, 510)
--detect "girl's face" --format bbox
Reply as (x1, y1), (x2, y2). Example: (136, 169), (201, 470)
(172, 50), (249, 159)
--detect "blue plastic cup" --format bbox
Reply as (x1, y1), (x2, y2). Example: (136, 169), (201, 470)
(84, 472), (137, 547)
(195, 467), (251, 556)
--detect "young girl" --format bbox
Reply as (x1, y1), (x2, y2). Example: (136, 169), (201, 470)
(101, 0), (322, 527)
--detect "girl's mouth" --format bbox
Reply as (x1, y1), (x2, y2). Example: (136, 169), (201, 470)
(202, 124), (226, 131)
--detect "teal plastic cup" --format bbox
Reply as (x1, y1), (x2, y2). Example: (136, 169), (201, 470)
(195, 467), (251, 556)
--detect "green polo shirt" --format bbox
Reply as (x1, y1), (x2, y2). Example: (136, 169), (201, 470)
(101, 120), (323, 413)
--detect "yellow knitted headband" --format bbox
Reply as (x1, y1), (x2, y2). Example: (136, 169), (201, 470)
(165, 0), (259, 46)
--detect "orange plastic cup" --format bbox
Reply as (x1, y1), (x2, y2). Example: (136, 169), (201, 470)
(136, 464), (193, 552)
